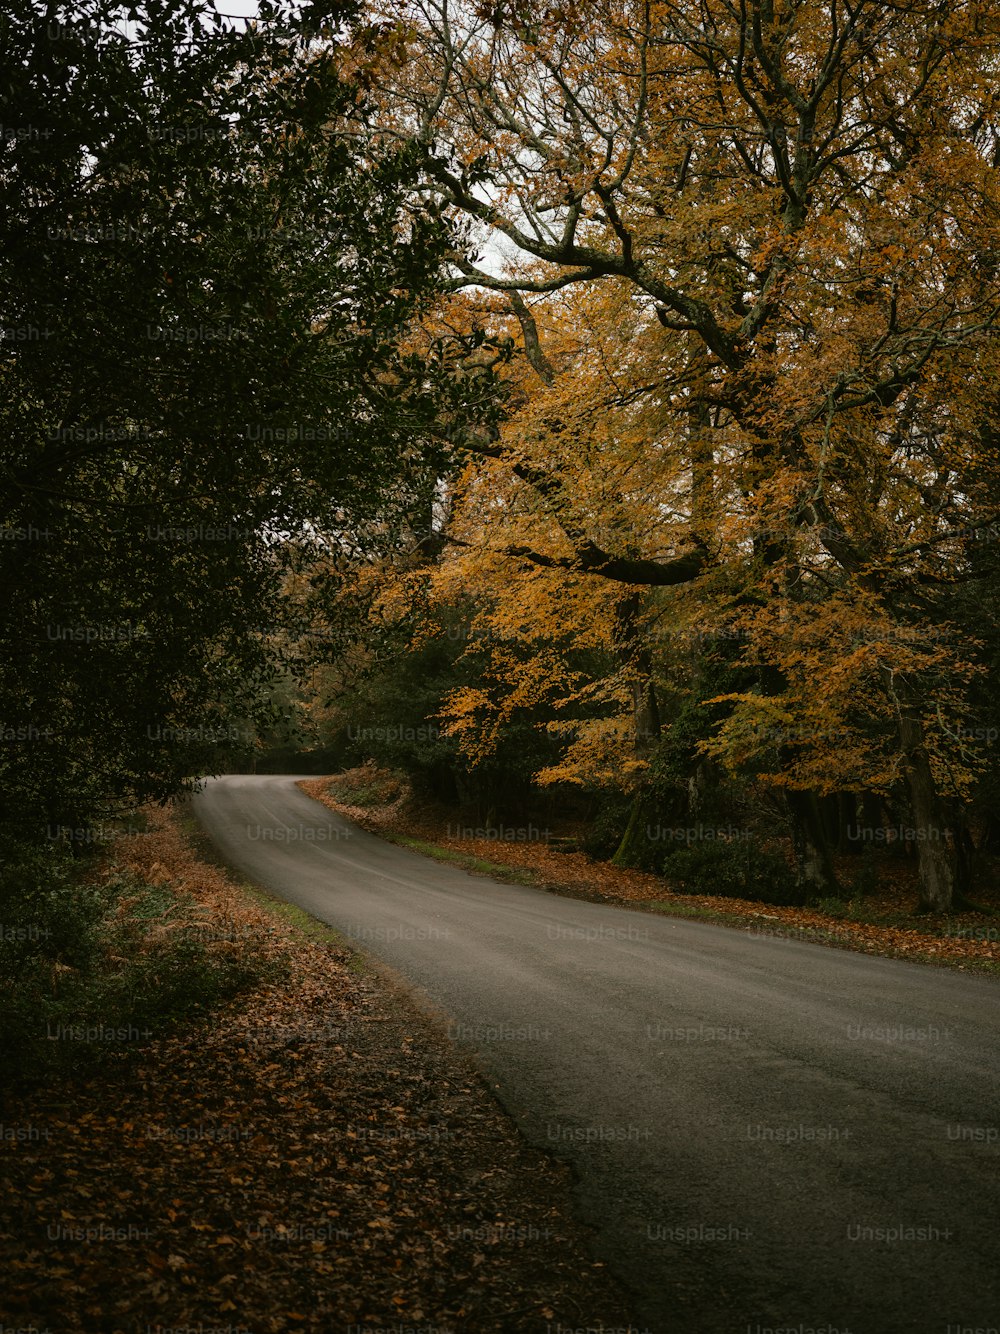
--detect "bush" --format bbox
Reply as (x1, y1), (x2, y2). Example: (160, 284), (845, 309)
(0, 846), (282, 1087)
(325, 763), (410, 810)
(810, 895), (848, 917)
(663, 839), (803, 906)
(580, 798), (632, 861)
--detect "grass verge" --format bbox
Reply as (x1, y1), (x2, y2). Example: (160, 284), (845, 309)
(0, 827), (285, 1087)
(393, 833), (542, 886)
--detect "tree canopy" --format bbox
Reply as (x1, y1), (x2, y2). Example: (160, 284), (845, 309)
(6, 0), (1000, 914)
(0, 0), (493, 844)
(315, 0), (1000, 911)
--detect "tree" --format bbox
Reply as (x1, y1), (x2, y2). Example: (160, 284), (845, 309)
(0, 0), (475, 847)
(364, 0), (1000, 909)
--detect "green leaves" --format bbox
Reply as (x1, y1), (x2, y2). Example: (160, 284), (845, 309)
(0, 0), (473, 846)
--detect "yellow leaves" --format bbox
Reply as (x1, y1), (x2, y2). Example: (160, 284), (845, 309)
(439, 644), (585, 765)
(303, 0), (1000, 829)
(536, 715), (649, 791)
(690, 583), (979, 797)
(438, 685), (492, 744)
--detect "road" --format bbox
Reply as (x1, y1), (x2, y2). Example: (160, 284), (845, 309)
(193, 774), (1000, 1334)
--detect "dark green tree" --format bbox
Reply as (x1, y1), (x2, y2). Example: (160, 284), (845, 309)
(0, 0), (475, 846)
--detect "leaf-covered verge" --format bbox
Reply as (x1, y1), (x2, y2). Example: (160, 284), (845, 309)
(301, 767), (1000, 975)
(0, 801), (640, 1333)
(0, 830), (287, 1089)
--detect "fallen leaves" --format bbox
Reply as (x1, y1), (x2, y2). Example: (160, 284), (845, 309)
(0, 801), (636, 1333)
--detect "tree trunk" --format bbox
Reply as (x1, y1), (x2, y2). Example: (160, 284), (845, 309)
(837, 792), (861, 854)
(611, 793), (653, 869)
(944, 796), (978, 904)
(687, 757), (719, 820)
(611, 593), (660, 868)
(785, 788), (841, 898)
(895, 706), (956, 912)
(979, 810), (1000, 858)
(686, 333), (715, 544)
(629, 674), (661, 747)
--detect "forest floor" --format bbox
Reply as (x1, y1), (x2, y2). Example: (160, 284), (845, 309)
(300, 765), (1000, 976)
(0, 800), (642, 1334)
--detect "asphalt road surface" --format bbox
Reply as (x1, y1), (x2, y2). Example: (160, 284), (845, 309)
(193, 774), (1000, 1334)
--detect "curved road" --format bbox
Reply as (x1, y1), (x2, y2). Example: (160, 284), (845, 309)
(194, 774), (1000, 1334)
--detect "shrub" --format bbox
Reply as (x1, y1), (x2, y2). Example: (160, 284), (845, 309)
(580, 798), (632, 861)
(325, 763), (410, 810)
(811, 895), (851, 918)
(663, 839), (803, 906)
(0, 848), (282, 1087)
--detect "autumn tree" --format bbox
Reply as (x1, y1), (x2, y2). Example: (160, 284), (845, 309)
(360, 0), (1000, 909)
